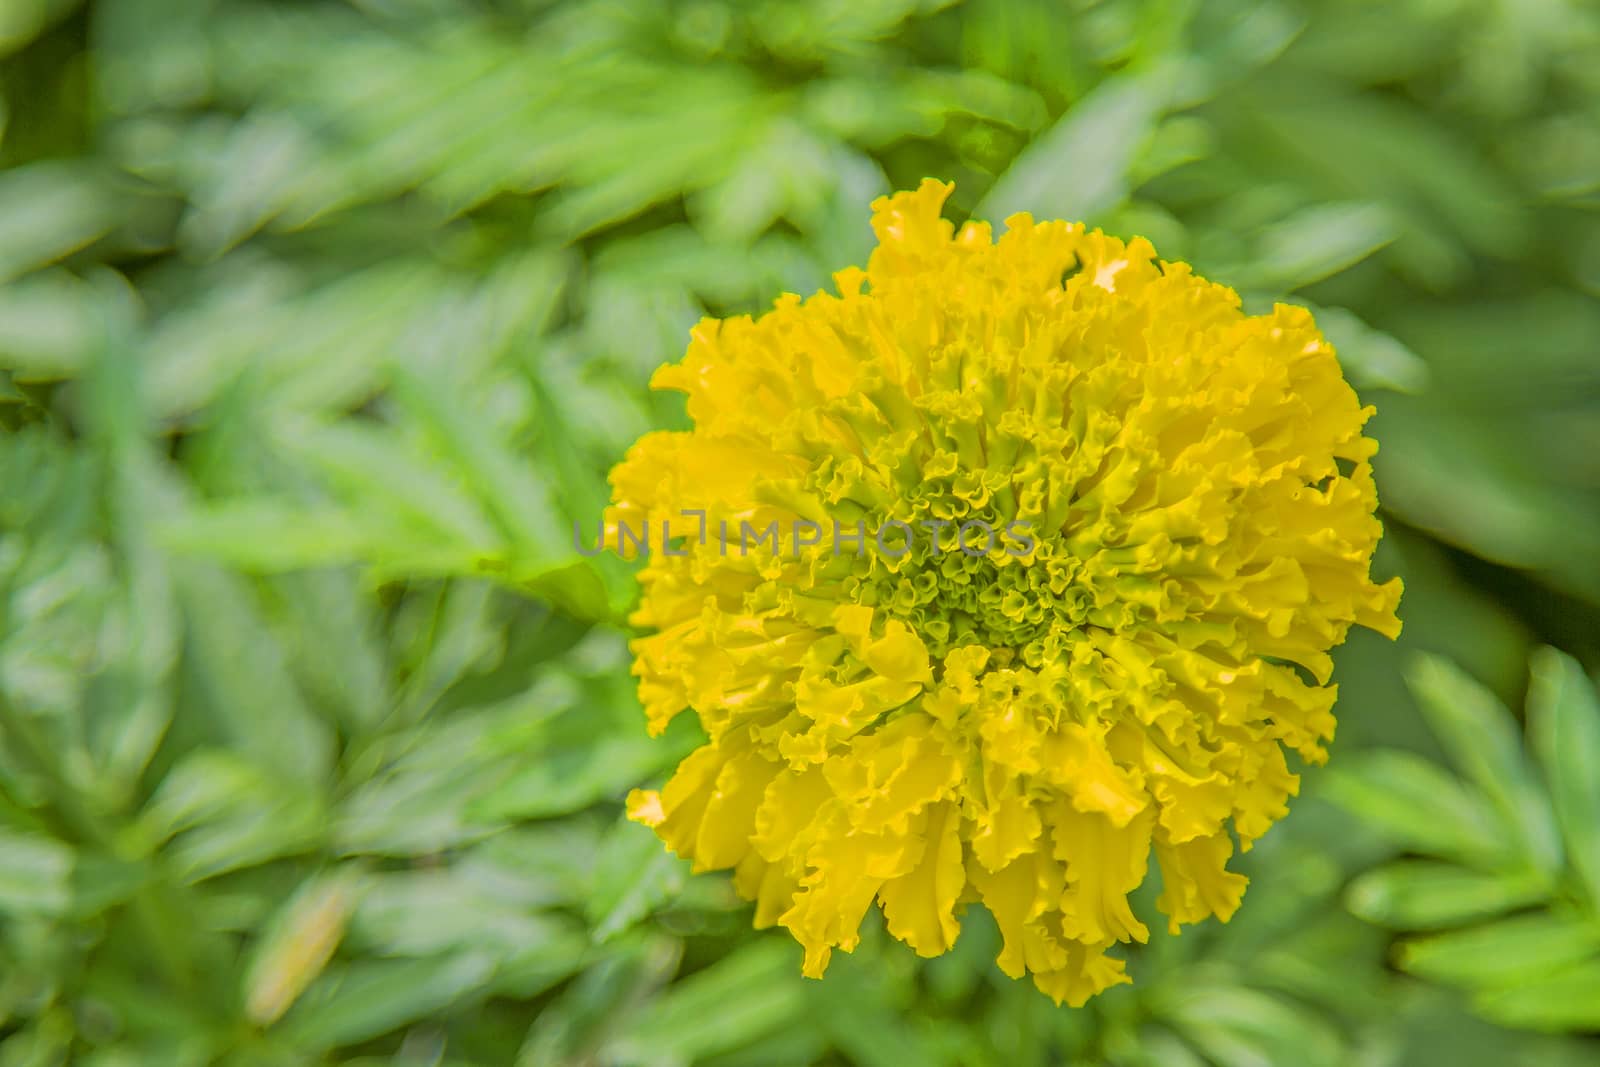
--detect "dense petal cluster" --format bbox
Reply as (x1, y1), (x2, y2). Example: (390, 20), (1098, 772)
(612, 180), (1401, 1004)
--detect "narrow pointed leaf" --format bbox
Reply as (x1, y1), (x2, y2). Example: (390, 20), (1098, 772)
(1345, 861), (1550, 929)
(1527, 647), (1600, 908)
(1323, 751), (1516, 868)
(1407, 654), (1563, 875)
(1397, 912), (1600, 988)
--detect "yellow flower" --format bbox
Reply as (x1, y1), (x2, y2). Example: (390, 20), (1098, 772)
(611, 180), (1402, 1004)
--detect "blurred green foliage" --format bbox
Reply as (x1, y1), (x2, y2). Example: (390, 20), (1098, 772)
(1, 0), (1598, 1064)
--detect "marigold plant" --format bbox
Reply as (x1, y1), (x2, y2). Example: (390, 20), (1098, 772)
(613, 180), (1402, 1004)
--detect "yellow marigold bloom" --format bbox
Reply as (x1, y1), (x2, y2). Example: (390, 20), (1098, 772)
(611, 180), (1402, 1005)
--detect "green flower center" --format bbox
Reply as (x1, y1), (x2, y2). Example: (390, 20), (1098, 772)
(847, 498), (1088, 666)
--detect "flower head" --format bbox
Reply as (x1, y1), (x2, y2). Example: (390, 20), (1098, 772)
(612, 180), (1402, 1004)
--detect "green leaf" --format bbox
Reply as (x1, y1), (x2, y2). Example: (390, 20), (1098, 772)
(1371, 395), (1600, 603)
(1119, 1027), (1210, 1067)
(176, 112), (314, 258)
(469, 727), (689, 823)
(1158, 984), (1345, 1067)
(1322, 751), (1516, 868)
(586, 818), (688, 943)
(0, 829), (73, 916)
(348, 867), (587, 998)
(1345, 861), (1550, 929)
(243, 867), (365, 1025)
(278, 953), (496, 1050)
(143, 261), (438, 419)
(464, 823), (602, 911)
(0, 163), (114, 284)
(1231, 201), (1395, 292)
(387, 363), (562, 553)
(1245, 84), (1527, 267)
(976, 69), (1172, 225)
(158, 500), (373, 573)
(0, 0), (81, 55)
(601, 940), (808, 1066)
(1397, 913), (1600, 988)
(68, 853), (149, 918)
(280, 420), (501, 553)
(0, 271), (105, 380)
(170, 560), (335, 784)
(140, 751), (326, 882)
(1407, 654), (1564, 876)
(515, 938), (683, 1067)
(1304, 304), (1430, 393)
(335, 680), (577, 856)
(384, 363), (611, 617)
(1527, 648), (1600, 908)
(1474, 961), (1600, 1032)
(538, 73), (764, 241)
(270, 570), (391, 737)
(813, 954), (958, 1067)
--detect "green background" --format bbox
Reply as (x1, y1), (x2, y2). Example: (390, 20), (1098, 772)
(2, 0), (1599, 1064)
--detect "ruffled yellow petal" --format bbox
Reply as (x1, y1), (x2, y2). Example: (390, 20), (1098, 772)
(1052, 803), (1152, 945)
(617, 180), (1401, 1003)
(877, 800), (965, 956)
(1155, 832), (1250, 934)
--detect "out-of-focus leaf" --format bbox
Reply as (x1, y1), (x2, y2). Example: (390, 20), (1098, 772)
(690, 118), (829, 245)
(176, 113), (314, 258)
(1157, 984), (1345, 1067)
(587, 818), (688, 943)
(348, 867), (587, 998)
(0, 0), (81, 55)
(1407, 655), (1563, 876)
(279, 420), (501, 553)
(1245, 84), (1528, 269)
(335, 678), (578, 856)
(1322, 751), (1516, 868)
(514, 937), (682, 1067)
(463, 823), (602, 912)
(1231, 201), (1395, 292)
(1119, 1026), (1211, 1067)
(1528, 648), (1600, 908)
(68, 854), (148, 918)
(0, 829), (72, 916)
(1474, 962), (1600, 1032)
(1312, 304), (1430, 393)
(141, 260), (439, 419)
(270, 569), (390, 737)
(159, 501), (373, 572)
(814, 952), (958, 1067)
(171, 563), (334, 784)
(1186, 0), (1306, 86)
(470, 725), (690, 823)
(0, 164), (113, 283)
(1371, 397), (1600, 603)
(1345, 862), (1550, 929)
(1387, 291), (1600, 406)
(278, 952), (496, 1050)
(386, 364), (561, 556)
(537, 71), (766, 241)
(384, 363), (613, 618)
(140, 751), (326, 882)
(243, 867), (365, 1025)
(0, 272), (106, 380)
(601, 940), (808, 1066)
(1397, 913), (1600, 988)
(976, 70), (1172, 225)
(1382, 986), (1600, 1067)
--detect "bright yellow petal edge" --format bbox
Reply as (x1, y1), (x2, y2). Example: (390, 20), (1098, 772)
(608, 179), (1402, 1005)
